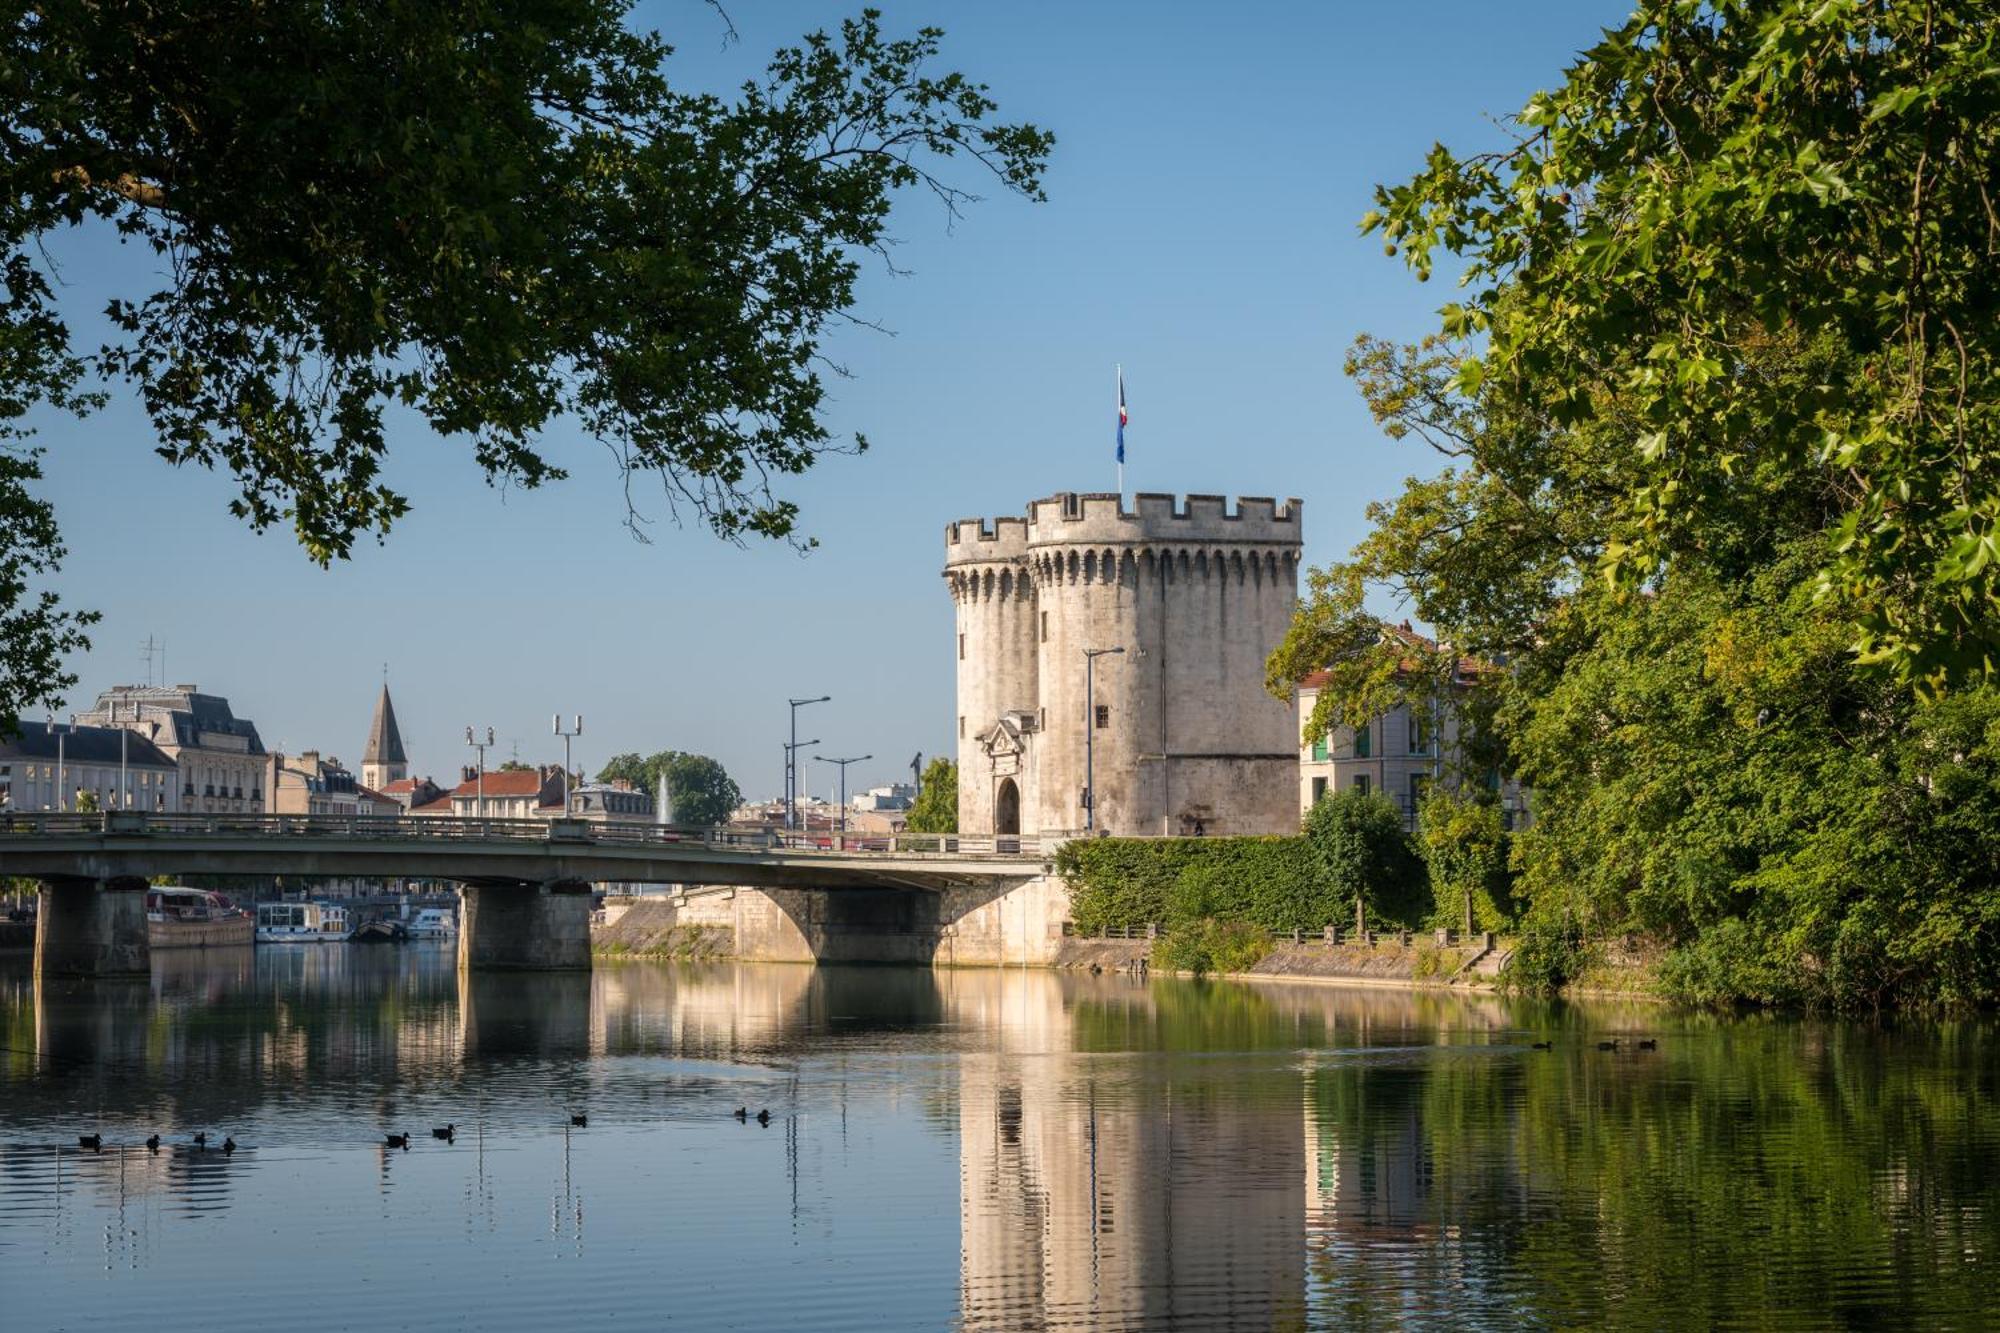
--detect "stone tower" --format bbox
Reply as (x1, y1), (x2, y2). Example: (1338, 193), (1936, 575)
(945, 492), (1302, 838)
(361, 683), (408, 792)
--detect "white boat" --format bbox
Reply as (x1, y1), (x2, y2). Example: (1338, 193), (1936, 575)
(256, 900), (351, 943)
(407, 907), (457, 940)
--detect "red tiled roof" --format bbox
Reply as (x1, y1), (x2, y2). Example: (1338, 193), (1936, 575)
(408, 797), (457, 816)
(382, 778), (419, 793)
(445, 770), (547, 798)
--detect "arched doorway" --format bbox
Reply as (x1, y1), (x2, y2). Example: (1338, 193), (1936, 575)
(994, 779), (1020, 836)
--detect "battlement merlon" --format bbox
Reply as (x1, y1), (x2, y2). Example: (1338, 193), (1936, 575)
(943, 514), (1033, 566)
(1023, 492), (1304, 546)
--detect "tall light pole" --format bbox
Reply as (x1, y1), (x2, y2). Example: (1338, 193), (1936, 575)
(1082, 647), (1125, 832)
(815, 754), (872, 835)
(553, 714), (583, 815)
(787, 695), (830, 830)
(50, 714), (66, 813)
(784, 738), (819, 835)
(465, 725), (494, 819)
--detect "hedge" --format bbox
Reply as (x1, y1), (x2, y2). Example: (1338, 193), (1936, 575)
(1058, 835), (1337, 935)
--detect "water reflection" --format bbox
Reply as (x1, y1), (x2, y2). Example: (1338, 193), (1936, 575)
(0, 954), (1994, 1331)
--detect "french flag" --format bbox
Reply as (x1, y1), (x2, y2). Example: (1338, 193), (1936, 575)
(1116, 367), (1127, 464)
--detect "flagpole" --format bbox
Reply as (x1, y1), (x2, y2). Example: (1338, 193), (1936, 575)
(1115, 363), (1124, 505)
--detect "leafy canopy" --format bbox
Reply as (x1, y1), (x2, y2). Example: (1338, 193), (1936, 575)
(596, 749), (741, 828)
(0, 3), (1050, 727)
(903, 757), (956, 834)
(1368, 0), (2000, 691)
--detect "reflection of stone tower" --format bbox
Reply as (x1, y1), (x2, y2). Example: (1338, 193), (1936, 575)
(945, 492), (1303, 838)
(361, 683), (408, 792)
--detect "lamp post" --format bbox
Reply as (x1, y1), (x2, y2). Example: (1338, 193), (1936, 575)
(815, 754), (872, 836)
(786, 695), (830, 830)
(783, 738), (819, 839)
(553, 714), (583, 815)
(1082, 647), (1125, 832)
(49, 714), (65, 813)
(465, 726), (495, 819)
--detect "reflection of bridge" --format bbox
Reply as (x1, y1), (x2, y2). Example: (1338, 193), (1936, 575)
(3, 813), (1048, 977)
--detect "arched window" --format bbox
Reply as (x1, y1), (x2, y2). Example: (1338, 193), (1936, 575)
(994, 779), (1020, 836)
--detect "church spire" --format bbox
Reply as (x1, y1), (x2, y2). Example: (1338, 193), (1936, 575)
(362, 683), (408, 790)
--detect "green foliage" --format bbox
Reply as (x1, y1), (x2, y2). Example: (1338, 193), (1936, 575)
(1417, 790), (1513, 933)
(0, 4), (1051, 733)
(1368, 0), (2000, 691)
(1058, 827), (1423, 938)
(1058, 836), (1327, 935)
(597, 750), (741, 827)
(1303, 788), (1428, 928)
(72, 789), (98, 814)
(1279, 3), (2000, 1010)
(1155, 918), (1273, 979)
(904, 758), (957, 834)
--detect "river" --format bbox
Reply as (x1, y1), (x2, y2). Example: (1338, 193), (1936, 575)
(0, 948), (1993, 1330)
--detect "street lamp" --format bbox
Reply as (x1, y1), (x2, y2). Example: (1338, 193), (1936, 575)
(786, 695), (831, 830)
(1082, 647), (1125, 833)
(465, 725), (495, 819)
(553, 714), (583, 815)
(783, 737), (819, 837)
(815, 754), (872, 835)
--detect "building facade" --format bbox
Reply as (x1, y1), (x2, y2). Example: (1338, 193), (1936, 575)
(0, 721), (179, 812)
(76, 685), (268, 814)
(946, 492), (1302, 838)
(1296, 626), (1528, 828)
(268, 750), (401, 817)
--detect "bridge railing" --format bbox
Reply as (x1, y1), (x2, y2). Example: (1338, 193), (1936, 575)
(0, 811), (1045, 859)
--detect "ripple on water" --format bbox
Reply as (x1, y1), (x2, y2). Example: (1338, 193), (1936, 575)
(1, 954), (1996, 1331)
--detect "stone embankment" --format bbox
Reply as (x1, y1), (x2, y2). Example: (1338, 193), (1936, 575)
(592, 899), (730, 960)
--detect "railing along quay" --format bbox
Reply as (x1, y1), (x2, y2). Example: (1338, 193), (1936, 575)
(0, 811), (1045, 860)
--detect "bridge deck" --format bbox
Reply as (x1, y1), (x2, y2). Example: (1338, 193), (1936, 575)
(0, 813), (1050, 890)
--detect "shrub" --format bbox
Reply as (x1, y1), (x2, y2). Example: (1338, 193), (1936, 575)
(1157, 918), (1273, 978)
(1058, 836), (1324, 933)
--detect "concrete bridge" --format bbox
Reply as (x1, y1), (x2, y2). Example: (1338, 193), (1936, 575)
(0, 812), (1050, 976)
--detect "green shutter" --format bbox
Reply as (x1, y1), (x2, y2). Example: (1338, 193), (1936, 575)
(1311, 735), (1329, 762)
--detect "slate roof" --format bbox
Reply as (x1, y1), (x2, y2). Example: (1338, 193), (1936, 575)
(364, 684), (407, 767)
(1, 721), (177, 768)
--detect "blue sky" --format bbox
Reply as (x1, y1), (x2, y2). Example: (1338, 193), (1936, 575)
(31, 0), (1631, 801)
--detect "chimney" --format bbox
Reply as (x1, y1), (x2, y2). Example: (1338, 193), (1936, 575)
(462, 765), (478, 783)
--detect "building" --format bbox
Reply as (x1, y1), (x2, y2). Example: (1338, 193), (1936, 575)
(360, 684), (408, 792)
(376, 776), (446, 812)
(569, 780), (654, 825)
(408, 766), (649, 824)
(1296, 623), (1527, 828)
(267, 750), (400, 818)
(75, 684), (268, 814)
(946, 492), (1303, 838)
(851, 783), (916, 813)
(0, 721), (179, 812)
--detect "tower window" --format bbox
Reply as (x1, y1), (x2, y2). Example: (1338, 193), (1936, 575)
(959, 716), (965, 738)
(1040, 610), (1048, 643)
(1094, 705), (1110, 729)
(958, 633), (965, 661)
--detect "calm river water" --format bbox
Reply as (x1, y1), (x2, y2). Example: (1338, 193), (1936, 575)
(1, 948), (1994, 1330)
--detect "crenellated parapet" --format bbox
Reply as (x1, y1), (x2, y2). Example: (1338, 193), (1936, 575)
(1025, 492), (1302, 546)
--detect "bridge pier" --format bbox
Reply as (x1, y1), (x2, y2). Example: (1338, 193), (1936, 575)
(458, 880), (592, 971)
(34, 876), (151, 978)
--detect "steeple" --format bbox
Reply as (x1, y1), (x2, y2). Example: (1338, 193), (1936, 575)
(361, 683), (408, 791)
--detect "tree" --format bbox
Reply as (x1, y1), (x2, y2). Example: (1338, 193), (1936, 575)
(0, 4), (1052, 730)
(904, 757), (957, 834)
(1302, 789), (1424, 930)
(596, 750), (741, 827)
(1416, 790), (1512, 935)
(497, 760), (533, 773)
(1363, 0), (2000, 691)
